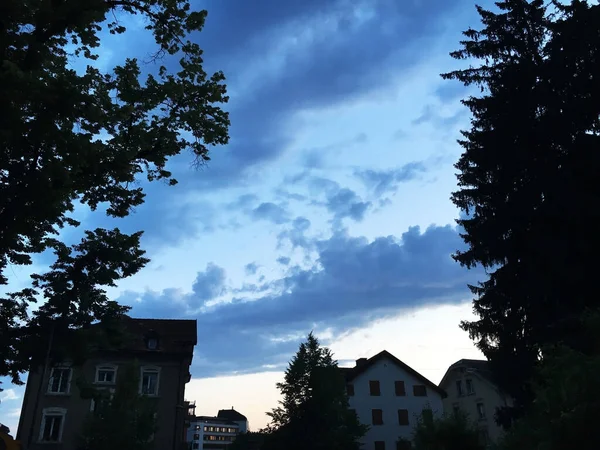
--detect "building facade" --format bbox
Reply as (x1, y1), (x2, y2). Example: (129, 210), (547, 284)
(16, 317), (197, 450)
(186, 409), (248, 450)
(342, 351), (446, 450)
(438, 359), (513, 445)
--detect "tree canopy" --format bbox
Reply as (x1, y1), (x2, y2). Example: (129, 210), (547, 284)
(0, 0), (229, 387)
(443, 0), (600, 426)
(410, 410), (486, 450)
(264, 333), (367, 450)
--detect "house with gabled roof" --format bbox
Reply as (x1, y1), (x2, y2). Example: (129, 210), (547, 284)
(341, 350), (446, 450)
(439, 359), (513, 446)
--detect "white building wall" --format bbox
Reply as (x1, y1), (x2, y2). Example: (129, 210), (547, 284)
(441, 370), (511, 444)
(348, 357), (444, 450)
(186, 418), (239, 450)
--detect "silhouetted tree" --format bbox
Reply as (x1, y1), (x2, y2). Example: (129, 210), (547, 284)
(78, 361), (157, 450)
(0, 0), (229, 388)
(442, 0), (600, 427)
(498, 310), (600, 450)
(264, 333), (367, 450)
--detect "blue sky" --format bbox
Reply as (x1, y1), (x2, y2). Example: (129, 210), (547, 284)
(1, 0), (493, 431)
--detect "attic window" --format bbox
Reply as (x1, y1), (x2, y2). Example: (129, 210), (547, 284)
(147, 338), (158, 350)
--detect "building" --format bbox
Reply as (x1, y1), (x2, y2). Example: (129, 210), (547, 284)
(342, 350), (446, 450)
(16, 317), (197, 450)
(438, 359), (513, 445)
(187, 408), (248, 450)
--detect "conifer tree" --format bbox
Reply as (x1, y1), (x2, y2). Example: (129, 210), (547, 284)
(265, 333), (367, 450)
(443, 0), (600, 426)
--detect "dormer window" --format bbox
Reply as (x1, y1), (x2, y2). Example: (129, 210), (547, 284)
(147, 338), (158, 350)
(145, 331), (159, 350)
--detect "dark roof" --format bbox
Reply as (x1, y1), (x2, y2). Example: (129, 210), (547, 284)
(217, 408), (248, 422)
(194, 416), (239, 426)
(439, 358), (495, 388)
(341, 350), (446, 397)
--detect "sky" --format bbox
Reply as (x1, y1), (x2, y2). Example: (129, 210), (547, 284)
(0, 0), (494, 433)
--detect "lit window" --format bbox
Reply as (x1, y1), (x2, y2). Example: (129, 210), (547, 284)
(48, 368), (71, 394)
(147, 338), (158, 350)
(95, 365), (117, 384)
(140, 367), (160, 395)
(39, 408), (66, 442)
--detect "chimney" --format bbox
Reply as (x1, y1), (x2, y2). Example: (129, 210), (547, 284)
(355, 358), (368, 367)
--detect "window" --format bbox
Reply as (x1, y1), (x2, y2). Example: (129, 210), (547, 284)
(466, 379), (474, 394)
(192, 444), (199, 449)
(48, 367), (71, 394)
(452, 403), (460, 415)
(375, 441), (386, 450)
(372, 409), (383, 425)
(195, 425), (201, 430)
(95, 365), (117, 384)
(193, 434), (200, 440)
(140, 367), (160, 395)
(369, 380), (381, 396)
(90, 388), (115, 412)
(456, 380), (463, 396)
(346, 383), (355, 396)
(413, 385), (427, 397)
(397, 409), (409, 426)
(477, 403), (486, 420)
(395, 380), (406, 396)
(396, 440), (412, 450)
(39, 408), (66, 442)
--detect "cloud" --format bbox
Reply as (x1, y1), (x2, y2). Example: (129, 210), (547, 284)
(277, 217), (312, 249)
(326, 188), (371, 222)
(250, 202), (291, 224)
(355, 162), (428, 196)
(67, 0), (471, 254)
(245, 262), (259, 276)
(276, 256), (291, 265)
(411, 104), (467, 129)
(122, 222), (482, 377)
(0, 388), (19, 402)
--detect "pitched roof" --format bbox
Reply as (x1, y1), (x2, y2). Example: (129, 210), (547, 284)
(341, 350), (446, 397)
(217, 408), (248, 422)
(438, 358), (496, 389)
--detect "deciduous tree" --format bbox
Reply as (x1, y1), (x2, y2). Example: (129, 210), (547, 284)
(0, 0), (229, 388)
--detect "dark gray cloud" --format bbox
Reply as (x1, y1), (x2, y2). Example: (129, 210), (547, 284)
(250, 202), (290, 224)
(122, 223), (482, 376)
(355, 162), (428, 196)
